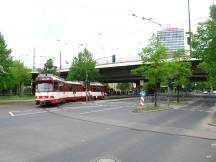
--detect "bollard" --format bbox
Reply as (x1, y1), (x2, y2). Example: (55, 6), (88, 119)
(140, 96), (144, 106)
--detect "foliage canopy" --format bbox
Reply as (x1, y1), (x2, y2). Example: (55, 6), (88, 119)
(67, 48), (100, 81)
(191, 4), (216, 86)
(132, 34), (168, 106)
(0, 32), (13, 90)
(41, 58), (59, 76)
(117, 83), (133, 90)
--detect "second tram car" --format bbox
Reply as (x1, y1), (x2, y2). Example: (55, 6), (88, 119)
(35, 74), (105, 106)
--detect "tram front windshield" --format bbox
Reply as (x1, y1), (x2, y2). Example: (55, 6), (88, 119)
(36, 82), (53, 92)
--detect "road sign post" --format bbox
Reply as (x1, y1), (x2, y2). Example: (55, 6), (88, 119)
(140, 96), (144, 106)
(139, 91), (146, 106)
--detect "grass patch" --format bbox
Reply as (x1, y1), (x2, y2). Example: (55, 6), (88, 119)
(0, 96), (34, 102)
(133, 102), (187, 113)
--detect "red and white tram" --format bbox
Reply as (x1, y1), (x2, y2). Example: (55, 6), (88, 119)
(35, 74), (105, 106)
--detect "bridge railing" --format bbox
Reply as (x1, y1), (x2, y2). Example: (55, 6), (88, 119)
(96, 56), (142, 65)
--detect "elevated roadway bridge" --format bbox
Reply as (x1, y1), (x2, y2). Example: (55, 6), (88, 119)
(32, 56), (207, 86)
(59, 57), (206, 83)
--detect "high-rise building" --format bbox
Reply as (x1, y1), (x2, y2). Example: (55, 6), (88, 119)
(157, 28), (184, 57)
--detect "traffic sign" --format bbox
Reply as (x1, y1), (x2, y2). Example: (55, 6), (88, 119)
(139, 91), (146, 97)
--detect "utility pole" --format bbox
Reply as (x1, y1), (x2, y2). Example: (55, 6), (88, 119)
(85, 71), (88, 102)
(33, 47), (35, 72)
(187, 0), (192, 55)
(60, 50), (62, 70)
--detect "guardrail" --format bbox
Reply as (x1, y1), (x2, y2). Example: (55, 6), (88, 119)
(96, 56), (141, 65)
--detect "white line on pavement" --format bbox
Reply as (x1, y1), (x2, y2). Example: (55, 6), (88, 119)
(8, 108), (62, 117)
(11, 110), (47, 117)
(8, 103), (131, 117)
(206, 110), (214, 113)
(8, 112), (14, 116)
(178, 109), (213, 113)
(79, 106), (125, 115)
(211, 143), (216, 146)
(62, 105), (103, 110)
(9, 109), (42, 113)
(206, 155), (212, 159)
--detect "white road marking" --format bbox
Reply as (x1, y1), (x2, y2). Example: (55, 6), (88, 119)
(9, 109), (42, 113)
(8, 108), (62, 117)
(80, 106), (124, 115)
(211, 143), (216, 146)
(11, 110), (47, 117)
(8, 103), (129, 117)
(206, 155), (212, 159)
(62, 105), (103, 110)
(178, 108), (213, 113)
(206, 110), (213, 113)
(190, 109), (196, 112)
(8, 112), (14, 116)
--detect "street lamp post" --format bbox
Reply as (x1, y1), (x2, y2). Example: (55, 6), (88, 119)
(60, 50), (62, 70)
(32, 47), (36, 73)
(85, 70), (88, 102)
(187, 0), (192, 55)
(56, 39), (64, 70)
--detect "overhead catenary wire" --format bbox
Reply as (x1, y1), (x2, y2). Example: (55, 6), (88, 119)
(96, 16), (209, 42)
(40, 0), (210, 43)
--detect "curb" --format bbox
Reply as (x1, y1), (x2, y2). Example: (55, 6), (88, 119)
(133, 103), (187, 113)
(133, 107), (174, 113)
(208, 123), (216, 127)
(0, 100), (34, 104)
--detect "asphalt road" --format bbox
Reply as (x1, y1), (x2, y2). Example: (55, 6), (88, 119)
(0, 97), (216, 162)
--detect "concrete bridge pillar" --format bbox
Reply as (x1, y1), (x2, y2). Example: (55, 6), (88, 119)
(135, 80), (144, 95)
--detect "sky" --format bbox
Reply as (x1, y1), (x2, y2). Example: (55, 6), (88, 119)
(0, 0), (215, 69)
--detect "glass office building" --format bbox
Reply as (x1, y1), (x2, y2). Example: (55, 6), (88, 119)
(157, 28), (184, 57)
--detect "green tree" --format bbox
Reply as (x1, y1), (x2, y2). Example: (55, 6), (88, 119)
(117, 83), (133, 91)
(0, 32), (13, 90)
(41, 58), (59, 76)
(67, 48), (100, 81)
(166, 49), (192, 103)
(132, 34), (168, 107)
(9, 60), (31, 95)
(191, 4), (216, 87)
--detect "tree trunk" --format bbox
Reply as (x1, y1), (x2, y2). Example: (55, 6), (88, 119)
(20, 83), (24, 96)
(154, 89), (158, 107)
(17, 85), (20, 96)
(177, 86), (180, 103)
(167, 85), (170, 106)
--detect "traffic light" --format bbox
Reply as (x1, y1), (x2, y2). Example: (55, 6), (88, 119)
(187, 37), (191, 45)
(112, 55), (115, 63)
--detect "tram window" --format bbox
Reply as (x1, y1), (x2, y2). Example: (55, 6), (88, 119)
(64, 84), (68, 91)
(36, 82), (52, 92)
(68, 85), (73, 91)
(59, 83), (64, 91)
(54, 81), (59, 91)
(75, 85), (78, 92)
(93, 86), (100, 92)
(72, 85), (80, 92)
(77, 85), (81, 91)
(71, 85), (75, 92)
